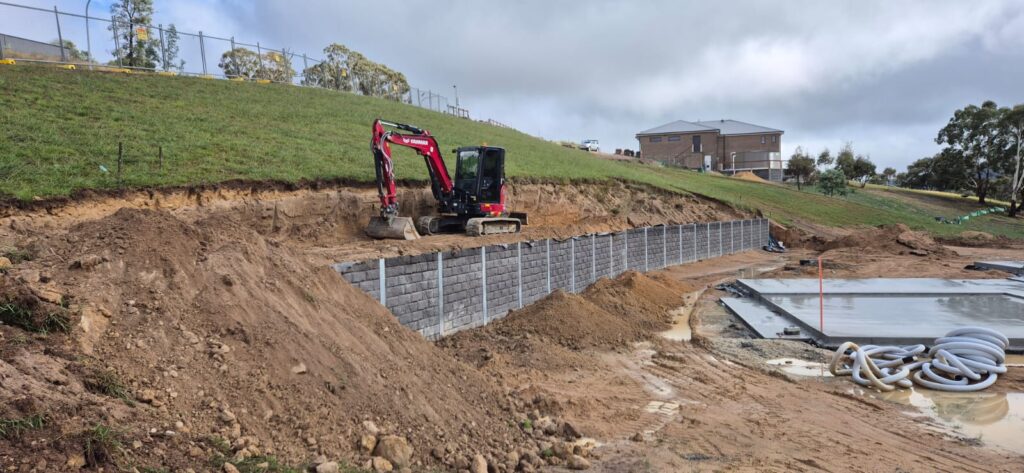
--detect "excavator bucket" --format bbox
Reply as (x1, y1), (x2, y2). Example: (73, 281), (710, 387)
(365, 216), (420, 240)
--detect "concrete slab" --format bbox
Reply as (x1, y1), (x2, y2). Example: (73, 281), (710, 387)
(728, 278), (1024, 352)
(975, 261), (1024, 275)
(721, 298), (809, 341)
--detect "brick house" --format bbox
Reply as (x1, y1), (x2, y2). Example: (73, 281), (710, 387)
(636, 119), (784, 181)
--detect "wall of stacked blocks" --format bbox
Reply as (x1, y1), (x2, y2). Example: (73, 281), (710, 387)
(334, 218), (771, 340)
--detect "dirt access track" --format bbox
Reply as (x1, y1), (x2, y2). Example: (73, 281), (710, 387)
(1, 180), (1022, 472)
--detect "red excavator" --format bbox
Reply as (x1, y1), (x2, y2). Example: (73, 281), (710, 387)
(365, 118), (526, 240)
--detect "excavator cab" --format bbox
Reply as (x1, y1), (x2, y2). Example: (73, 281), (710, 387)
(454, 147), (505, 205)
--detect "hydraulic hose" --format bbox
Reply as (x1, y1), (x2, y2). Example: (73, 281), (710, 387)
(828, 327), (1008, 392)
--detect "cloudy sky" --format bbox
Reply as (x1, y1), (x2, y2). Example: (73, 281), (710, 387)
(6, 0), (1024, 170)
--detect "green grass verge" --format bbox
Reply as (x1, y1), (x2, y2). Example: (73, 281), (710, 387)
(1, 64), (1020, 238)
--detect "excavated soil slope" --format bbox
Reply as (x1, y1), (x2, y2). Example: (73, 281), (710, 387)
(1, 208), (535, 471)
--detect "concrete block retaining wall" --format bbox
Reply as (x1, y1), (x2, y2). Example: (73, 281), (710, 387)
(334, 218), (770, 340)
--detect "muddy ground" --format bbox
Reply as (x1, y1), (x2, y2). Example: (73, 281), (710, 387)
(1, 181), (1022, 472)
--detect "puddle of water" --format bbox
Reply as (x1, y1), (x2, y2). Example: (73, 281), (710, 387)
(661, 306), (692, 341)
(660, 291), (701, 342)
(849, 386), (1024, 455)
(643, 400), (680, 416)
(766, 358), (833, 377)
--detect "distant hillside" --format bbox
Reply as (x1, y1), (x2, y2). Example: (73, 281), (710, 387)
(0, 64), (1019, 238)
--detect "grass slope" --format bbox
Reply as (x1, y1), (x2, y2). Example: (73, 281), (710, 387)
(1, 64), (1020, 238)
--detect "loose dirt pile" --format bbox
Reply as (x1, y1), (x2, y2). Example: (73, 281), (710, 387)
(777, 223), (953, 257)
(0, 208), (550, 471)
(732, 171), (769, 183)
(444, 272), (686, 356)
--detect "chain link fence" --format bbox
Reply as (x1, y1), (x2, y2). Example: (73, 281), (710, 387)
(0, 1), (491, 122)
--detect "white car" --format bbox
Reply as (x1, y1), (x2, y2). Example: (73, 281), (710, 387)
(580, 139), (599, 152)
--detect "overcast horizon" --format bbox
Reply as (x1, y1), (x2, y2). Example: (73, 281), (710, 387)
(5, 0), (1023, 171)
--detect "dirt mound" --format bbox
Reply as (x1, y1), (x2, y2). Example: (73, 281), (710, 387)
(732, 171), (768, 183)
(1, 208), (535, 471)
(812, 224), (951, 256)
(491, 290), (646, 350)
(582, 272), (693, 332)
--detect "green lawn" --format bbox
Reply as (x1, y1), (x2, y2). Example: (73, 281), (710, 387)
(1, 64), (1020, 239)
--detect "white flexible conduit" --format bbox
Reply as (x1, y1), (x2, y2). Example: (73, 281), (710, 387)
(829, 327), (1009, 392)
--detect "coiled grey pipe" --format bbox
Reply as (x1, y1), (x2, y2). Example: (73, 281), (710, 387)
(829, 327), (1008, 392)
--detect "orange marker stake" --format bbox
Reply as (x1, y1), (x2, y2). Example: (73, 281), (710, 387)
(818, 256), (824, 333)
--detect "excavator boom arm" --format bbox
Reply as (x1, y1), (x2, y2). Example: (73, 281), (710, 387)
(371, 119), (453, 217)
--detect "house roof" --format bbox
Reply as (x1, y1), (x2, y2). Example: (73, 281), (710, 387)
(636, 119), (783, 137)
(694, 119), (783, 136)
(635, 120), (717, 136)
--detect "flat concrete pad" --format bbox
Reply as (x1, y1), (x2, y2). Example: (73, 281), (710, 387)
(721, 298), (809, 341)
(728, 278), (1024, 351)
(975, 261), (1024, 275)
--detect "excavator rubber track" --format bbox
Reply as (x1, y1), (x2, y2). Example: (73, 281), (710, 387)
(465, 217), (522, 236)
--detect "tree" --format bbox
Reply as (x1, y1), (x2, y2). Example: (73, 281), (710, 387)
(786, 146), (815, 190)
(302, 43), (410, 100)
(51, 39), (90, 62)
(219, 48), (295, 82)
(261, 50), (295, 83)
(816, 148), (833, 169)
(109, 0), (160, 69)
(1002, 104), (1024, 216)
(162, 24), (184, 71)
(881, 167), (897, 185)
(899, 157), (936, 188)
(219, 47), (261, 79)
(851, 155), (877, 187)
(835, 142), (856, 178)
(819, 169), (848, 196)
(936, 101), (1006, 204)
(302, 43), (357, 91)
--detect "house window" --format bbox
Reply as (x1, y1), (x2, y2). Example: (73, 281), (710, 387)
(772, 135), (777, 144)
(650, 136), (662, 143)
(692, 135), (702, 153)
(761, 135), (767, 144)
(667, 135), (681, 142)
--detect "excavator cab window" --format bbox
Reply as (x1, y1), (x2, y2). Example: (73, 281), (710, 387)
(455, 147), (504, 202)
(478, 148), (504, 202)
(455, 149), (480, 196)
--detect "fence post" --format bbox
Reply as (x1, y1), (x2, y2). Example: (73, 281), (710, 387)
(302, 53), (308, 72)
(545, 239), (551, 294)
(678, 225), (683, 264)
(111, 16), (123, 67)
(54, 7), (66, 62)
(158, 25), (167, 71)
(662, 225), (667, 267)
(117, 142), (123, 189)
(692, 223), (697, 261)
(643, 227), (649, 272)
(199, 31), (207, 75)
(256, 42), (265, 78)
(602, 233), (610, 276)
(481, 247), (488, 325)
(570, 238), (576, 292)
(378, 258), (386, 306)
(591, 234), (596, 283)
(719, 222), (723, 256)
(517, 242), (523, 309)
(437, 253), (444, 337)
(158, 146), (163, 170)
(706, 223), (711, 258)
(624, 230), (629, 271)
